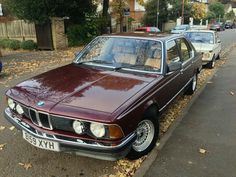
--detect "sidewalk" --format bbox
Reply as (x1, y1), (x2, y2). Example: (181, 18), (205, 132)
(144, 49), (236, 177)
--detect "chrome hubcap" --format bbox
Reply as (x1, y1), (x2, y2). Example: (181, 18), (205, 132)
(132, 120), (155, 152)
(212, 60), (215, 67)
(192, 74), (197, 91)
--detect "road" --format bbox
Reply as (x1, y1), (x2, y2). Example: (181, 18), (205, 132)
(0, 29), (235, 177)
(218, 28), (236, 51)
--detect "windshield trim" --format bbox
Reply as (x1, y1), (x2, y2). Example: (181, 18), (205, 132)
(74, 36), (164, 75)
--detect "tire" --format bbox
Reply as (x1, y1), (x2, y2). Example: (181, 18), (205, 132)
(185, 73), (198, 95)
(127, 110), (159, 160)
(216, 53), (220, 60)
(207, 56), (216, 69)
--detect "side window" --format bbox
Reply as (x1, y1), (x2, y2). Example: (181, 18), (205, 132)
(166, 40), (181, 64)
(176, 38), (191, 62)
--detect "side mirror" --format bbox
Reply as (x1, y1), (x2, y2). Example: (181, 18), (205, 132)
(168, 61), (182, 72)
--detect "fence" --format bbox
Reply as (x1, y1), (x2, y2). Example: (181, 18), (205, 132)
(0, 20), (36, 41)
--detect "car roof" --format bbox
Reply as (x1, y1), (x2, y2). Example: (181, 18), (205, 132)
(176, 24), (189, 27)
(185, 29), (215, 33)
(102, 32), (183, 41)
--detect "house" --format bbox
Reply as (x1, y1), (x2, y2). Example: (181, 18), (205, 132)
(129, 0), (146, 23)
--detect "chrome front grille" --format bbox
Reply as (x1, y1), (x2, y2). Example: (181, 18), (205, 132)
(21, 105), (53, 130)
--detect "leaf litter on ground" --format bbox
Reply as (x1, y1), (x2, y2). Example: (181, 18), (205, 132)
(18, 162), (32, 170)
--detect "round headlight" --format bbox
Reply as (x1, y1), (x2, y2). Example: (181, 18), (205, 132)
(73, 120), (85, 134)
(16, 104), (24, 115)
(90, 123), (105, 138)
(8, 98), (15, 110)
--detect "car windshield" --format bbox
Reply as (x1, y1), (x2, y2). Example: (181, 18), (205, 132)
(185, 32), (214, 44)
(74, 37), (162, 73)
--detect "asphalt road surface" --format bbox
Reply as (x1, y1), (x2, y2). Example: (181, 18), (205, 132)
(0, 29), (236, 177)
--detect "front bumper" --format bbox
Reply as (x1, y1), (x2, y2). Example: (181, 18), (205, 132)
(4, 108), (135, 161)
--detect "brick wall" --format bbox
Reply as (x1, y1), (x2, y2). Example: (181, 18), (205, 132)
(51, 17), (68, 50)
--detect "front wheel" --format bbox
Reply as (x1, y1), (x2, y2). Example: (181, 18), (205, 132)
(185, 73), (198, 95)
(127, 117), (159, 160)
(216, 53), (221, 60)
(207, 57), (216, 69)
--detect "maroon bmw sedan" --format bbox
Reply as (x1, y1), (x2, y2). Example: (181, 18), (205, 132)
(4, 33), (202, 160)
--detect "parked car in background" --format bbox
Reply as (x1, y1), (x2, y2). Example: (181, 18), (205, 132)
(219, 22), (225, 31)
(4, 33), (202, 161)
(225, 21), (234, 29)
(209, 23), (224, 31)
(135, 27), (161, 33)
(185, 30), (221, 68)
(171, 25), (190, 34)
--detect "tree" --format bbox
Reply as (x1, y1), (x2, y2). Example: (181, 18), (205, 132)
(6, 0), (96, 24)
(208, 2), (225, 21)
(191, 2), (207, 21)
(207, 11), (216, 21)
(225, 10), (235, 21)
(168, 0), (192, 24)
(110, 0), (128, 32)
(142, 0), (168, 28)
(101, 0), (111, 34)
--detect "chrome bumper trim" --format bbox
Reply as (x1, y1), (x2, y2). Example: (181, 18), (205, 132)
(4, 108), (135, 151)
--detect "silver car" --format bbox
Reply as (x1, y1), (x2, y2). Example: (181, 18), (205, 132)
(185, 30), (221, 68)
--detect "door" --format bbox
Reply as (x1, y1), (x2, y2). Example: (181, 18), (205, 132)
(156, 40), (185, 110)
(176, 38), (194, 85)
(214, 33), (221, 57)
(35, 22), (54, 50)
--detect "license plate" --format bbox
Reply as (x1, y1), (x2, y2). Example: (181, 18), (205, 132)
(23, 131), (60, 152)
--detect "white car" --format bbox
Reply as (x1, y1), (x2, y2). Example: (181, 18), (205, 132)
(184, 30), (221, 68)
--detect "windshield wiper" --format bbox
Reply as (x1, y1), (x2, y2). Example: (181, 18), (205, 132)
(115, 64), (159, 71)
(126, 64), (156, 70)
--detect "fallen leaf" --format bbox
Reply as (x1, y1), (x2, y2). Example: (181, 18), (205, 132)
(0, 126), (6, 131)
(230, 91), (235, 96)
(0, 143), (7, 150)
(199, 148), (207, 154)
(9, 126), (15, 131)
(188, 161), (193, 164)
(18, 162), (32, 170)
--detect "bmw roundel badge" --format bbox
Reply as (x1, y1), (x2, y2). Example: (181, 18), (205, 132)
(37, 101), (45, 107)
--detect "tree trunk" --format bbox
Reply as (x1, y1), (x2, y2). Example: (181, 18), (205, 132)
(119, 0), (123, 32)
(102, 0), (110, 34)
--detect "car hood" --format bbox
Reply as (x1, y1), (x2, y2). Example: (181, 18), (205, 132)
(7, 64), (157, 115)
(192, 43), (214, 52)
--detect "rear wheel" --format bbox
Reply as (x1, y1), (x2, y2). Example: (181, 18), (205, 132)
(185, 73), (198, 95)
(127, 111), (159, 160)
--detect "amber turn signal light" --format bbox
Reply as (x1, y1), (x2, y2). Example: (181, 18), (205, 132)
(108, 125), (124, 139)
